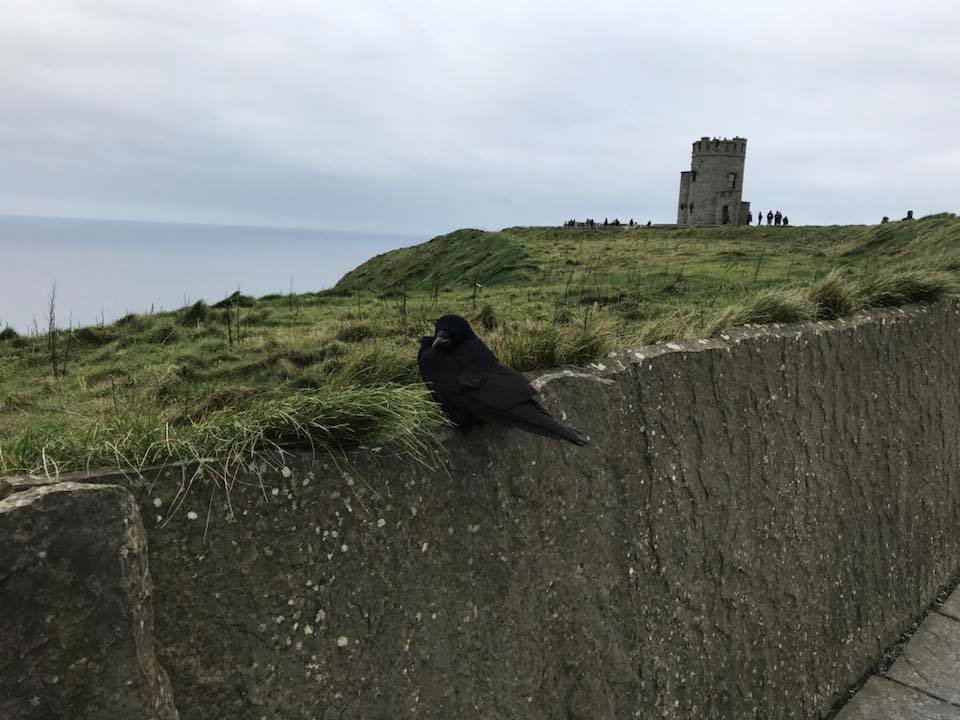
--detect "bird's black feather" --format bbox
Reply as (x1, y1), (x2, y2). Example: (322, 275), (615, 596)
(418, 315), (588, 445)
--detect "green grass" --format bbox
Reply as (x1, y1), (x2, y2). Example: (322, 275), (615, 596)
(2, 213), (959, 478)
(0, 384), (445, 480)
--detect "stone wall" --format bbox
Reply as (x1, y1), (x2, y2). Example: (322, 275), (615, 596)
(4, 299), (960, 719)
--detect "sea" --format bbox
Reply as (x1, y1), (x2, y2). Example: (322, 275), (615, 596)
(0, 215), (424, 333)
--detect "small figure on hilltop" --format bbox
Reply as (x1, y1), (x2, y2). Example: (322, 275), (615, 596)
(629, 218), (635, 227)
(902, 210), (915, 221)
(603, 218), (609, 226)
(613, 218), (621, 226)
(747, 210), (753, 225)
(774, 210), (782, 226)
(757, 211), (763, 226)
(646, 220), (652, 226)
(767, 211), (773, 226)
(881, 216), (890, 224)
(782, 216), (789, 226)
(418, 315), (588, 445)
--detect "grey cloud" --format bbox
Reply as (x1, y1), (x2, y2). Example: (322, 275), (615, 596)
(0, 0), (957, 231)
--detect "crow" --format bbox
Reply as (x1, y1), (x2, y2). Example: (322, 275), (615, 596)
(418, 314), (588, 445)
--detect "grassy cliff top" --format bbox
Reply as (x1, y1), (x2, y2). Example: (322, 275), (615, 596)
(2, 214), (959, 478)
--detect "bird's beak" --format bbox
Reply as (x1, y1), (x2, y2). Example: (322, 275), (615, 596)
(432, 329), (452, 348)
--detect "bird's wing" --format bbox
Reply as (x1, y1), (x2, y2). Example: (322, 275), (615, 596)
(420, 344), (534, 414)
(456, 364), (537, 408)
(450, 337), (540, 413)
(457, 365), (587, 444)
(419, 343), (587, 444)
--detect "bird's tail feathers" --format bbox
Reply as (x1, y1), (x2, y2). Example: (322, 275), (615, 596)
(498, 406), (589, 446)
(523, 420), (589, 446)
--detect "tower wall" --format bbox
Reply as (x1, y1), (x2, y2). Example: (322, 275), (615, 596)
(677, 137), (748, 226)
(677, 172), (691, 224)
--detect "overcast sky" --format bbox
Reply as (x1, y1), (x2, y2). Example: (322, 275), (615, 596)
(1, 0), (957, 234)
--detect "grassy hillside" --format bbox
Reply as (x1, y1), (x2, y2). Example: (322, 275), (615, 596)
(336, 228), (536, 292)
(2, 214), (959, 478)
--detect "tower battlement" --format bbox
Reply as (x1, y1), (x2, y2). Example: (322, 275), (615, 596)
(692, 136), (747, 157)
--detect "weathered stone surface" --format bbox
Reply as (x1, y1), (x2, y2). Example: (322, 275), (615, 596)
(940, 588), (960, 622)
(11, 299), (960, 720)
(834, 677), (960, 719)
(887, 611), (960, 706)
(0, 482), (178, 720)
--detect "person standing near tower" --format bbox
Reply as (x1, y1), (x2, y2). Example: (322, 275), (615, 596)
(767, 211), (773, 225)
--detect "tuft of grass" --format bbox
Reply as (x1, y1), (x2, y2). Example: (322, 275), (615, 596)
(333, 342), (420, 385)
(154, 362), (205, 401)
(801, 270), (855, 320)
(74, 326), (117, 347)
(630, 312), (691, 345)
(244, 308), (274, 326)
(115, 313), (154, 332)
(170, 385), (257, 422)
(705, 289), (811, 336)
(487, 314), (615, 371)
(336, 322), (376, 343)
(0, 391), (34, 412)
(475, 303), (499, 331)
(148, 324), (179, 345)
(0, 385), (447, 478)
(853, 268), (957, 309)
(212, 291), (256, 309)
(930, 256), (960, 273)
(181, 300), (210, 325)
(282, 343), (344, 368)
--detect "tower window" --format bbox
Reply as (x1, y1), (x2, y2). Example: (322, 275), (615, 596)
(689, 202), (695, 211)
(727, 172), (737, 189)
(691, 171), (697, 182)
(680, 203), (686, 210)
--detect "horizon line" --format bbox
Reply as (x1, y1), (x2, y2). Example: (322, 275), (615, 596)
(0, 212), (430, 239)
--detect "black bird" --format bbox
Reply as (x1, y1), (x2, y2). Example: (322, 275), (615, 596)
(418, 314), (588, 445)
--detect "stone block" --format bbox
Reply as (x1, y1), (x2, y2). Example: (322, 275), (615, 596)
(887, 611), (960, 706)
(940, 588), (960, 622)
(0, 482), (178, 719)
(834, 676), (960, 719)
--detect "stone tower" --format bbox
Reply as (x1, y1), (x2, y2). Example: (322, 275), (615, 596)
(677, 136), (750, 225)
